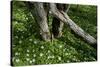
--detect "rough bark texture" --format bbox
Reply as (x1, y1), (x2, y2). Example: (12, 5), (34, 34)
(30, 2), (51, 41)
(50, 3), (96, 44)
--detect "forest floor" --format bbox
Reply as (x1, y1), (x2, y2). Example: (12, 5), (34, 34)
(12, 2), (97, 66)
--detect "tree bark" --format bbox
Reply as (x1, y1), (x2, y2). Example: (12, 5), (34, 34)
(30, 2), (51, 41)
(50, 3), (96, 44)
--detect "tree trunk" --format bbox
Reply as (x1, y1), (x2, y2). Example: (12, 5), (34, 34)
(52, 4), (70, 38)
(30, 2), (51, 41)
(50, 3), (96, 45)
(52, 17), (64, 38)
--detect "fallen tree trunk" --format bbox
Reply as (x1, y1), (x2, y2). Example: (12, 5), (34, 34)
(50, 3), (96, 44)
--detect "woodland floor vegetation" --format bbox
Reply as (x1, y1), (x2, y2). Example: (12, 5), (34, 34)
(12, 1), (97, 66)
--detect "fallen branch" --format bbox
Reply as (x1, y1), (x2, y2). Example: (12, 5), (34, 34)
(50, 3), (96, 44)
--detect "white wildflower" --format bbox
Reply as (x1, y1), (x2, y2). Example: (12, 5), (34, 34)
(15, 21), (18, 24)
(92, 58), (96, 61)
(18, 28), (21, 31)
(67, 60), (70, 63)
(33, 49), (35, 52)
(63, 48), (66, 52)
(49, 63), (51, 64)
(72, 58), (76, 61)
(19, 40), (22, 44)
(12, 57), (15, 61)
(34, 41), (37, 44)
(18, 48), (21, 51)
(26, 17), (28, 20)
(65, 53), (71, 56)
(15, 59), (20, 63)
(84, 58), (87, 60)
(49, 11), (51, 14)
(59, 45), (63, 48)
(41, 46), (44, 49)
(26, 58), (30, 61)
(32, 59), (35, 62)
(47, 55), (54, 59)
(47, 50), (50, 53)
(51, 55), (55, 58)
(12, 45), (16, 47)
(40, 53), (43, 57)
(15, 52), (19, 56)
(58, 56), (61, 60)
(65, 53), (69, 56)
(29, 39), (32, 42)
(15, 36), (18, 39)
(26, 54), (29, 57)
(27, 49), (30, 52)
(47, 56), (50, 59)
(33, 54), (36, 57)
(30, 60), (32, 64)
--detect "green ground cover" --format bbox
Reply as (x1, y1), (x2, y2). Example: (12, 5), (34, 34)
(12, 2), (97, 66)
